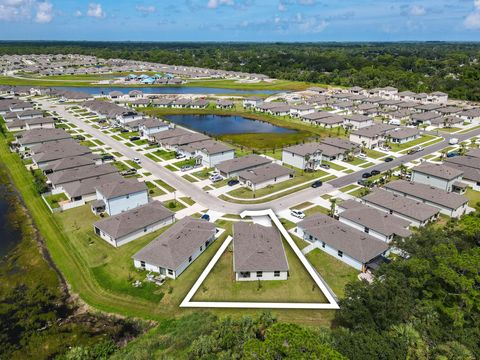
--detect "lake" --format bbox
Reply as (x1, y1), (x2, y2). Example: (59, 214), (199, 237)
(53, 86), (282, 95)
(164, 114), (297, 136)
(0, 184), (22, 259)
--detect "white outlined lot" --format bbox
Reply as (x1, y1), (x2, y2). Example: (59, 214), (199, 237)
(180, 209), (339, 310)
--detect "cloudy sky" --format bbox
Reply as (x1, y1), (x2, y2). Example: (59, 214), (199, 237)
(0, 0), (480, 41)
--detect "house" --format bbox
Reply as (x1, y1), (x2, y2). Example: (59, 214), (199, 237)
(443, 155), (480, 191)
(130, 99), (151, 108)
(109, 91), (123, 100)
(31, 140), (92, 169)
(93, 201), (175, 247)
(238, 163), (294, 191)
(138, 119), (169, 137)
(411, 162), (464, 192)
(289, 104), (315, 118)
(216, 100), (234, 109)
(132, 216), (216, 279)
(94, 178), (148, 215)
(171, 99), (191, 108)
(396, 91), (416, 102)
(215, 155), (272, 178)
(362, 189), (439, 227)
(458, 108), (480, 123)
(128, 90), (144, 99)
(343, 114), (373, 130)
(152, 99), (173, 108)
(349, 124), (396, 149)
(11, 109), (44, 120)
(243, 96), (263, 108)
(233, 222), (289, 281)
(282, 143), (323, 170)
(116, 111), (143, 125)
(178, 140), (234, 167)
(151, 127), (190, 144)
(190, 99), (209, 109)
(336, 200), (411, 242)
(428, 91), (448, 104)
(159, 132), (210, 151)
(62, 173), (124, 205)
(321, 137), (360, 154)
(269, 104), (291, 117)
(383, 180), (468, 218)
(301, 112), (344, 128)
(16, 129), (71, 151)
(386, 127), (420, 144)
(47, 163), (118, 190)
(43, 154), (100, 174)
(296, 213), (389, 271)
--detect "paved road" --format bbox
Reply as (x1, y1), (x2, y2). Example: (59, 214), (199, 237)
(330, 128), (480, 188)
(41, 100), (480, 214)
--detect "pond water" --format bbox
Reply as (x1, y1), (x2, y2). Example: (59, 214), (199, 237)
(164, 114), (297, 136)
(0, 184), (22, 259)
(53, 86), (281, 95)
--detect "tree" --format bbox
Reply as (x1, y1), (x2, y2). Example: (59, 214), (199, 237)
(329, 198), (337, 217)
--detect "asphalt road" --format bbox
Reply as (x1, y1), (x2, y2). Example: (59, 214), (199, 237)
(41, 100), (480, 214)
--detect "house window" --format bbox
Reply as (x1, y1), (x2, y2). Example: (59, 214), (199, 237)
(322, 242), (326, 248)
(168, 269), (173, 275)
(189, 256), (192, 263)
(256, 271), (263, 277)
(140, 261), (145, 268)
(274, 271), (280, 277)
(240, 272), (250, 278)
(200, 246), (203, 251)
(364, 227), (370, 234)
(338, 250), (343, 258)
(309, 235), (313, 241)
(126, 195), (129, 199)
(144, 228), (147, 232)
(389, 210), (393, 215)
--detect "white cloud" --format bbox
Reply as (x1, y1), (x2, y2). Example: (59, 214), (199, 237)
(87, 2), (105, 18)
(409, 5), (426, 16)
(74, 9), (82, 17)
(207, 0), (234, 9)
(35, 1), (52, 23)
(136, 5), (156, 15)
(278, 2), (286, 12)
(0, 0), (53, 23)
(464, 0), (480, 29)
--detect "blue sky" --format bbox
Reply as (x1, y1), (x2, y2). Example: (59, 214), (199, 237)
(0, 0), (480, 41)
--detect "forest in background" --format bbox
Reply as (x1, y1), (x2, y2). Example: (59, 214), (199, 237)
(1, 41), (480, 100)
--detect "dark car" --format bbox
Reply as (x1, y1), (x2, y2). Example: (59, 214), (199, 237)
(370, 169), (381, 176)
(120, 128), (129, 133)
(227, 179), (239, 186)
(102, 155), (114, 161)
(447, 152), (459, 158)
(201, 214), (210, 221)
(311, 180), (323, 188)
(362, 172), (372, 178)
(129, 136), (140, 141)
(384, 157), (394, 162)
(357, 179), (369, 186)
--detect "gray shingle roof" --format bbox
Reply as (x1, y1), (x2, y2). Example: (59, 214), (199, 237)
(132, 216), (216, 270)
(383, 180), (468, 210)
(94, 201), (174, 240)
(297, 213), (389, 263)
(17, 128), (71, 146)
(233, 222), (289, 272)
(96, 178), (147, 199)
(238, 163), (294, 184)
(412, 162), (464, 180)
(216, 155), (271, 174)
(47, 163), (118, 186)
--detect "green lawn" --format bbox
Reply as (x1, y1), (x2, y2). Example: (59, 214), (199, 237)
(390, 135), (436, 152)
(133, 139), (148, 146)
(192, 238), (328, 303)
(180, 197), (196, 206)
(79, 140), (97, 148)
(145, 153), (162, 162)
(145, 181), (166, 197)
(163, 200), (186, 212)
(347, 157), (367, 166)
(182, 174), (198, 183)
(173, 158), (197, 168)
(363, 148), (386, 159)
(192, 168), (214, 180)
(305, 248), (358, 298)
(154, 179), (175, 192)
(340, 184), (359, 193)
(119, 131), (139, 139)
(43, 193), (68, 209)
(153, 149), (176, 160)
(304, 205), (330, 216)
(465, 188), (480, 209)
(165, 164), (178, 172)
(124, 160), (141, 170)
(112, 161), (130, 172)
(322, 161), (346, 171)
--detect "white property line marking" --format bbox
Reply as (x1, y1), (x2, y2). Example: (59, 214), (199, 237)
(180, 210), (340, 310)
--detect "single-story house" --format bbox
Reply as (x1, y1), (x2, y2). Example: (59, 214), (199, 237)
(386, 127), (420, 144)
(16, 129), (71, 151)
(243, 96), (263, 108)
(132, 216), (216, 279)
(139, 119), (170, 137)
(47, 163), (118, 190)
(233, 222), (289, 281)
(336, 199), (411, 243)
(361, 189), (440, 227)
(238, 163), (294, 191)
(178, 140), (235, 167)
(296, 213), (390, 271)
(215, 155), (272, 178)
(94, 201), (175, 247)
(383, 180), (469, 218)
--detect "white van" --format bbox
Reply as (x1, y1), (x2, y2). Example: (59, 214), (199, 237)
(388, 119), (401, 126)
(449, 138), (459, 145)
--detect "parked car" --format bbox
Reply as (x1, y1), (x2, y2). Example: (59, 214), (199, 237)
(227, 179), (239, 186)
(201, 214), (210, 221)
(102, 155), (114, 161)
(311, 180), (323, 188)
(370, 169), (381, 176)
(129, 136), (140, 141)
(133, 157), (141, 164)
(175, 153), (186, 160)
(449, 138), (459, 145)
(447, 152), (459, 158)
(290, 209), (306, 219)
(408, 146), (423, 155)
(357, 179), (369, 186)
(181, 165), (193, 172)
(358, 153), (367, 160)
(362, 172), (372, 178)
(100, 126), (109, 130)
(210, 174), (223, 183)
(120, 129), (129, 133)
(120, 168), (137, 176)
(319, 164), (330, 170)
(384, 157), (394, 162)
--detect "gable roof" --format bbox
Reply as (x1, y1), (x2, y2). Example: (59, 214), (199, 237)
(412, 162), (464, 180)
(96, 178), (147, 199)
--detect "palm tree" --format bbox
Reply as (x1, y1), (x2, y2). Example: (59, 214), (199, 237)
(399, 163), (408, 178)
(459, 142), (467, 156)
(329, 198), (337, 217)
